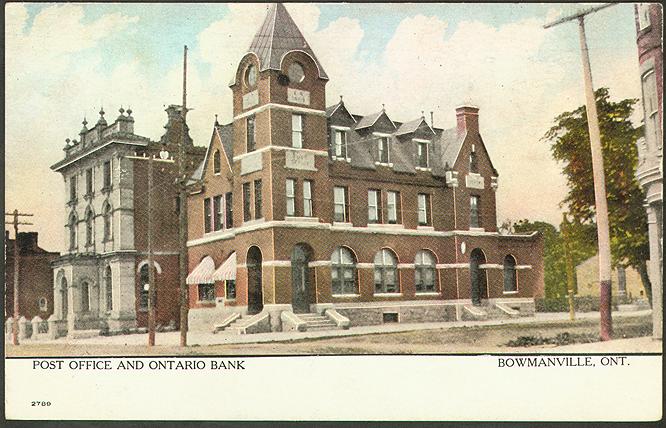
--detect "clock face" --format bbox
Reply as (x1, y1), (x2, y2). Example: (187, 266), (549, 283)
(288, 62), (305, 83)
(245, 64), (257, 87)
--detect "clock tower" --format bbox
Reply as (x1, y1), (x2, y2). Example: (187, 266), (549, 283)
(229, 3), (330, 225)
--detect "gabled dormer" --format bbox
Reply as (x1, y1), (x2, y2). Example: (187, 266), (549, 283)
(326, 98), (356, 161)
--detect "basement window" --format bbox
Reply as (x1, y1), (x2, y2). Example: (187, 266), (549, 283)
(383, 312), (399, 323)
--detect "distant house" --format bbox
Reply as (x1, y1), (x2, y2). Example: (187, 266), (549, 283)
(575, 254), (646, 301)
(4, 232), (59, 321)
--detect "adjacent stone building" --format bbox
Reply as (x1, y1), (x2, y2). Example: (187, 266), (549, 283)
(4, 232), (59, 321)
(185, 4), (544, 333)
(50, 107), (205, 336)
(634, 3), (662, 339)
(575, 254), (647, 301)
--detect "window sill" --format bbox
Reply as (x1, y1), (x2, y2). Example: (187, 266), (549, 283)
(285, 216), (318, 223)
(374, 162), (394, 167)
(374, 292), (403, 297)
(415, 292), (440, 296)
(503, 291), (519, 295)
(469, 227), (485, 232)
(332, 222), (353, 227)
(368, 223), (403, 229)
(332, 294), (361, 298)
(415, 166), (432, 172)
(331, 156), (351, 163)
(417, 225), (434, 231)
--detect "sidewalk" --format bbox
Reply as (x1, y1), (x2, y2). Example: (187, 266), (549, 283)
(11, 309), (655, 348)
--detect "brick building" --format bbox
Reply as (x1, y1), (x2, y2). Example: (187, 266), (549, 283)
(4, 232), (59, 321)
(185, 3), (544, 332)
(50, 106), (205, 336)
(634, 3), (662, 339)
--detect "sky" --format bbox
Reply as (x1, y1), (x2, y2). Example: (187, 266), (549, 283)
(5, 3), (644, 252)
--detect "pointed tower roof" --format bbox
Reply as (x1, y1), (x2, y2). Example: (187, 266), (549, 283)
(248, 3), (328, 80)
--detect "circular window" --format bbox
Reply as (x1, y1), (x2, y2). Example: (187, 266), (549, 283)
(245, 64), (257, 87)
(288, 62), (305, 83)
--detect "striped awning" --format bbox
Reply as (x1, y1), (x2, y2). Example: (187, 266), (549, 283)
(213, 252), (236, 281)
(186, 255), (216, 285)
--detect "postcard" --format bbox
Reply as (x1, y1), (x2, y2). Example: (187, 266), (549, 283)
(4, 2), (663, 422)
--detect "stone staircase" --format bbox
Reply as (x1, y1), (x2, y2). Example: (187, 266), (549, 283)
(222, 316), (255, 334)
(296, 313), (339, 331)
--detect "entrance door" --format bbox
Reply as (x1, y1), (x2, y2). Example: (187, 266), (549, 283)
(291, 244), (312, 313)
(470, 248), (487, 306)
(247, 246), (263, 314)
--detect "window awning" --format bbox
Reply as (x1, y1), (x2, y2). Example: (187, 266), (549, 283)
(213, 252), (236, 281)
(186, 256), (216, 285)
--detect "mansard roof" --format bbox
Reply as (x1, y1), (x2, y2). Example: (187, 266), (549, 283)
(326, 103), (489, 178)
(248, 3), (328, 80)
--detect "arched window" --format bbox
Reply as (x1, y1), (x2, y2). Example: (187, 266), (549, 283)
(85, 207), (94, 246)
(503, 255), (517, 292)
(331, 247), (357, 295)
(80, 281), (90, 312)
(213, 150), (221, 174)
(68, 212), (77, 250)
(415, 250), (437, 293)
(103, 202), (112, 241)
(105, 266), (113, 311)
(374, 249), (399, 294)
(38, 297), (48, 312)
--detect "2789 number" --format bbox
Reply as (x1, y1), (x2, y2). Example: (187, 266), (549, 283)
(31, 401), (51, 407)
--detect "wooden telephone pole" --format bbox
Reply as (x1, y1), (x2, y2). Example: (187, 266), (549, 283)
(544, 3), (615, 341)
(179, 45), (189, 347)
(5, 210), (34, 345)
(126, 151), (174, 346)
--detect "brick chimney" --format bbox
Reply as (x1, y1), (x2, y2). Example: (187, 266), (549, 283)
(456, 105), (479, 136)
(17, 232), (38, 253)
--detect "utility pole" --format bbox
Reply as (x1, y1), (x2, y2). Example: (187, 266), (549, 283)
(544, 3), (615, 341)
(5, 210), (34, 345)
(126, 152), (174, 346)
(561, 213), (576, 321)
(179, 45), (189, 347)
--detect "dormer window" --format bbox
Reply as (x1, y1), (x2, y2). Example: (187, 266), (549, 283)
(333, 130), (347, 158)
(416, 141), (429, 168)
(378, 137), (390, 164)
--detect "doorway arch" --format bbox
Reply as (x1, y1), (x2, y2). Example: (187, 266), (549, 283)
(246, 246), (263, 314)
(291, 243), (314, 313)
(470, 248), (487, 305)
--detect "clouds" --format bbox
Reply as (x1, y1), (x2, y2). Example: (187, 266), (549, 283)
(5, 3), (641, 250)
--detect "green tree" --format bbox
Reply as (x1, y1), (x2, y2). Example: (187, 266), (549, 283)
(514, 219), (596, 298)
(542, 87), (651, 303)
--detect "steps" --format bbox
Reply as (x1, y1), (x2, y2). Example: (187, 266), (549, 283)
(223, 316), (254, 334)
(295, 313), (339, 331)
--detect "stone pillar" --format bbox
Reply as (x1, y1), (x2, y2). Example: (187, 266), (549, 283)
(47, 315), (62, 339)
(647, 207), (662, 340)
(31, 316), (43, 340)
(67, 281), (78, 333)
(18, 316), (31, 340)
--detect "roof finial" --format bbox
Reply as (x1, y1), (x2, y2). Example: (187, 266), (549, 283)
(339, 95), (343, 103)
(82, 117), (88, 127)
(126, 106), (132, 116)
(99, 107), (105, 117)
(430, 111), (434, 128)
(214, 114), (219, 126)
(381, 103), (385, 112)
(119, 105), (125, 115)
(421, 110), (425, 119)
